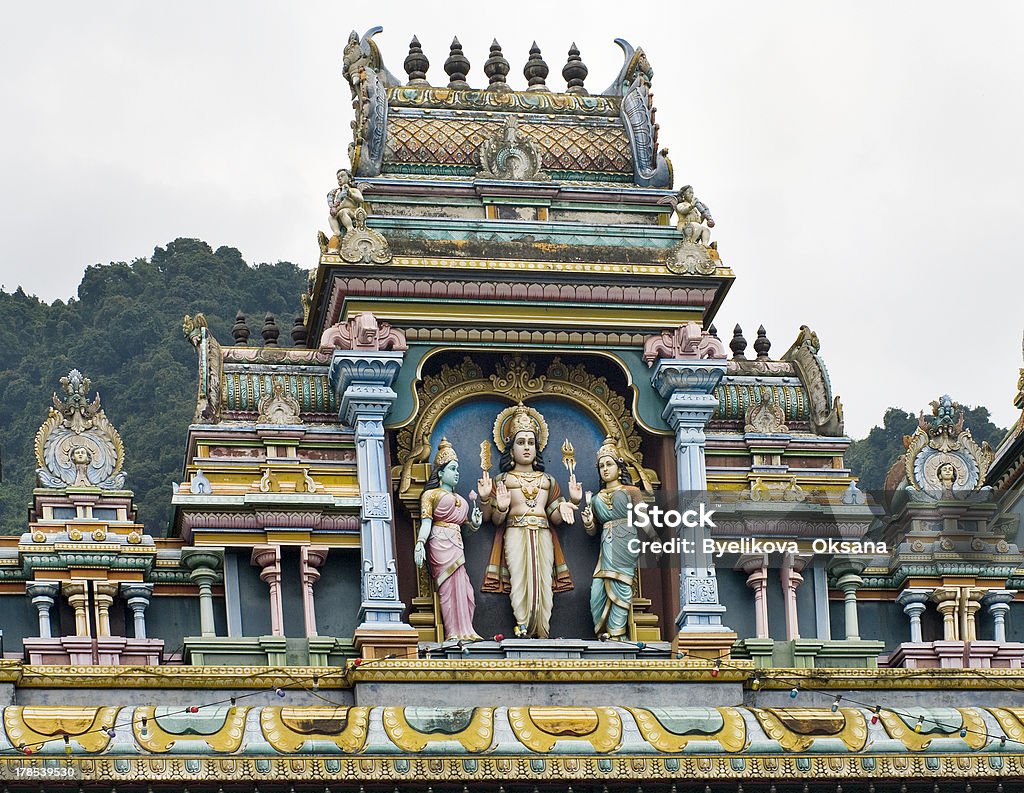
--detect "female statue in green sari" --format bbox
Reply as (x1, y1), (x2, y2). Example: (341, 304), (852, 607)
(580, 437), (652, 639)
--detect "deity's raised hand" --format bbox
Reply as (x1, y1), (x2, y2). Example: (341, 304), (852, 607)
(558, 500), (577, 525)
(567, 474), (583, 504)
(470, 502), (483, 528)
(495, 480), (511, 512)
(477, 470), (493, 501)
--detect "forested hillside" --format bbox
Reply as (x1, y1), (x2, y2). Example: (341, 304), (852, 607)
(0, 239), (309, 535)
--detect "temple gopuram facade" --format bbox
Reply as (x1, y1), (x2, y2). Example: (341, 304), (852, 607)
(2, 27), (1024, 792)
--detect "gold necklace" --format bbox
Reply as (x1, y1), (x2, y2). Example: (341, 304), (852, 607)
(598, 484), (623, 509)
(514, 471), (545, 508)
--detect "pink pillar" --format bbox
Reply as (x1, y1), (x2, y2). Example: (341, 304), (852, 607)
(741, 556), (769, 639)
(781, 554), (808, 640)
(252, 545), (284, 636)
(300, 546), (329, 637)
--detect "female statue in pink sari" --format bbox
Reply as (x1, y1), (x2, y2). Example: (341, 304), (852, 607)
(415, 438), (482, 641)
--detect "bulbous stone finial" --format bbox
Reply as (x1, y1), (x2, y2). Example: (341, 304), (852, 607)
(232, 311), (250, 346)
(262, 313), (280, 347)
(404, 35), (430, 85)
(730, 324), (747, 360)
(484, 39), (511, 92)
(444, 36), (470, 88)
(708, 324), (719, 340)
(562, 42), (588, 95)
(753, 325), (771, 360)
(524, 41), (549, 91)
(291, 315), (308, 346)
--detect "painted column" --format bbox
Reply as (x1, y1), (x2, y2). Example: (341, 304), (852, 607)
(983, 589), (1016, 643)
(931, 587), (959, 641)
(121, 583), (154, 639)
(836, 573), (863, 641)
(252, 545), (285, 637)
(301, 546), (329, 637)
(965, 588), (985, 642)
(740, 556), (769, 638)
(829, 558), (868, 642)
(64, 581), (91, 637)
(897, 589), (931, 643)
(92, 582), (118, 637)
(781, 553), (808, 640)
(182, 548), (224, 638)
(330, 350), (416, 652)
(26, 581), (60, 638)
(651, 358), (734, 651)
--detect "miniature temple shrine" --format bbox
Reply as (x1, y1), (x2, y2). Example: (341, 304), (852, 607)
(1, 26), (1023, 791)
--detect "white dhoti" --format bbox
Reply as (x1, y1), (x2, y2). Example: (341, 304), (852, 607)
(504, 516), (554, 639)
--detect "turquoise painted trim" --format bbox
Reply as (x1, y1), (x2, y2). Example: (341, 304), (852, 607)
(613, 349), (671, 433)
(388, 344), (432, 428)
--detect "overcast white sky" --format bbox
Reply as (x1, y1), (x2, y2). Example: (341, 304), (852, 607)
(1, 2), (1021, 437)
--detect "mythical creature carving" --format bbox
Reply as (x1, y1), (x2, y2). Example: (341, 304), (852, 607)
(604, 39), (670, 188)
(343, 28), (398, 177)
(642, 322), (727, 365)
(183, 312), (223, 424)
(886, 395), (995, 502)
(320, 311), (408, 352)
(477, 116), (549, 181)
(781, 325), (843, 436)
(256, 379), (302, 425)
(34, 370), (127, 490)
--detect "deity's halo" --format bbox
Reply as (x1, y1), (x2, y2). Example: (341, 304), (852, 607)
(493, 402), (549, 453)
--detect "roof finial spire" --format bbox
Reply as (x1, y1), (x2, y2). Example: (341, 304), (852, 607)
(484, 39), (511, 92)
(524, 41), (549, 92)
(754, 325), (771, 360)
(404, 35), (430, 85)
(730, 324), (748, 360)
(444, 36), (470, 89)
(562, 42), (588, 95)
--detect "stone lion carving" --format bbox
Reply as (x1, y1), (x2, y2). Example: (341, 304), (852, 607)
(642, 322), (727, 365)
(319, 311), (408, 352)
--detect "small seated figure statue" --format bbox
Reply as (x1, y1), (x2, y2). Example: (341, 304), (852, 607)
(415, 438), (483, 641)
(327, 168), (367, 238)
(660, 184), (716, 246)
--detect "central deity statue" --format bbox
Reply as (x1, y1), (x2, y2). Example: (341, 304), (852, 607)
(478, 403), (581, 638)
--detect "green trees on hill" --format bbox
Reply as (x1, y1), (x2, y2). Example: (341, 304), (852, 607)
(0, 239), (309, 535)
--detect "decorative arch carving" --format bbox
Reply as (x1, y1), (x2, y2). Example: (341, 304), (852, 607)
(396, 355), (657, 497)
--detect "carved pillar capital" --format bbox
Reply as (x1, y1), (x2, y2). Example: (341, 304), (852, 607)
(26, 581), (60, 639)
(120, 582), (153, 640)
(983, 589), (1016, 643)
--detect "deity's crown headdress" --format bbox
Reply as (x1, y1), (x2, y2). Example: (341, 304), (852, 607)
(493, 402), (549, 452)
(597, 436), (623, 462)
(434, 437), (458, 468)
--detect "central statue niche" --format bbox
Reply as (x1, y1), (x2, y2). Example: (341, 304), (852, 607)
(394, 355), (662, 644)
(432, 396), (602, 640)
